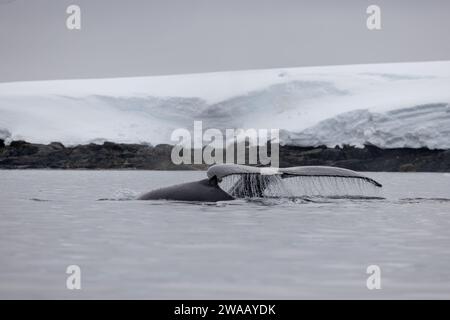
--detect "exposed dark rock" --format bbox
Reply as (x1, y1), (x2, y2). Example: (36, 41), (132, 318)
(6, 140), (40, 157)
(48, 142), (65, 150)
(399, 163), (417, 172)
(0, 140), (449, 171)
(279, 144), (450, 172)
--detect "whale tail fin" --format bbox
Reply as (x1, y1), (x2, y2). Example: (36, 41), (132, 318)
(279, 166), (382, 187)
(207, 164), (382, 198)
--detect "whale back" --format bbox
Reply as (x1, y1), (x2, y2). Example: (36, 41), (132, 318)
(138, 178), (234, 202)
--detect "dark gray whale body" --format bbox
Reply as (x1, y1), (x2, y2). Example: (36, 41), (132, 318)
(138, 178), (234, 202)
(138, 164), (382, 202)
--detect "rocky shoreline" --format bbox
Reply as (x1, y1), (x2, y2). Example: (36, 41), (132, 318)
(1, 139), (450, 171)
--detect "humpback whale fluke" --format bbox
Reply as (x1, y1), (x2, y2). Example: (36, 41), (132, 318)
(207, 164), (382, 188)
(138, 164), (382, 202)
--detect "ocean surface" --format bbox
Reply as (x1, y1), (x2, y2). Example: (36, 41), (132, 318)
(0, 170), (450, 299)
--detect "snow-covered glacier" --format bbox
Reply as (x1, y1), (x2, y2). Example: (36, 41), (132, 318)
(0, 61), (449, 148)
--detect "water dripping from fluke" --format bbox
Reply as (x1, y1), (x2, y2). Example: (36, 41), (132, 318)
(219, 173), (383, 200)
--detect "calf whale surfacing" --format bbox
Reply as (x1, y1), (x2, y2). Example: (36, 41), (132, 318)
(138, 164), (382, 202)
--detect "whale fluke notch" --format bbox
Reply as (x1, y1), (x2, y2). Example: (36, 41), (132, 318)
(207, 164), (382, 188)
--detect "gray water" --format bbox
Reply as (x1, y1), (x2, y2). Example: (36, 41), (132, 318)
(1, 170), (450, 299)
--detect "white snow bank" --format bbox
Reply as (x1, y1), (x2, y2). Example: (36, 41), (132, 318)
(281, 103), (450, 149)
(0, 61), (449, 148)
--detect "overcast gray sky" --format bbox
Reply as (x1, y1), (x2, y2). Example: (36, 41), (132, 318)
(0, 0), (449, 82)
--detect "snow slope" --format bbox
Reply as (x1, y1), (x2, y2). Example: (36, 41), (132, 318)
(0, 61), (449, 148)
